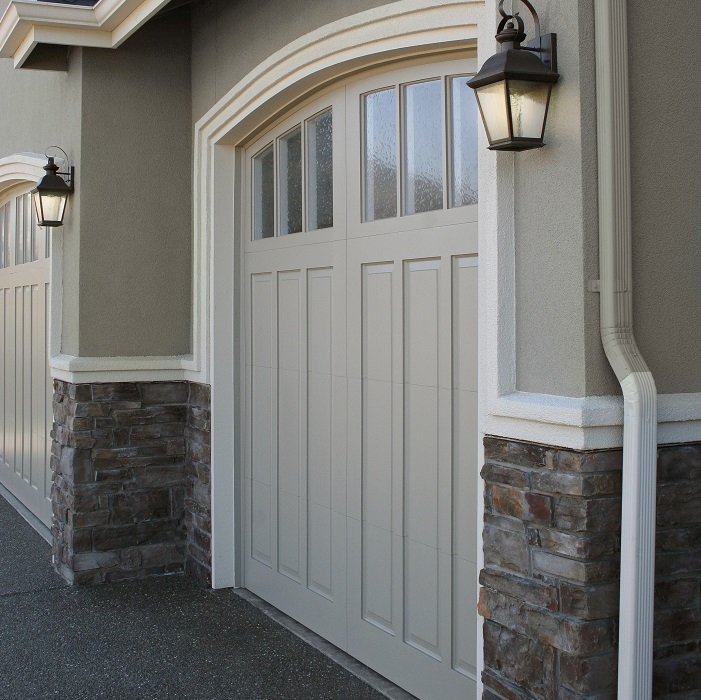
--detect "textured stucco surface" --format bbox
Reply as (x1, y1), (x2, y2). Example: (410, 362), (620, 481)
(78, 8), (192, 357)
(191, 0), (396, 123)
(0, 49), (83, 356)
(628, 0), (701, 395)
(514, 0), (616, 398)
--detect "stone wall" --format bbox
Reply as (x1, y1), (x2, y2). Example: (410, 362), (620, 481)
(51, 380), (212, 586)
(480, 437), (701, 699)
(183, 383), (212, 587)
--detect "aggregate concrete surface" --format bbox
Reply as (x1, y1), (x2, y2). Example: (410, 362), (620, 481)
(0, 495), (387, 700)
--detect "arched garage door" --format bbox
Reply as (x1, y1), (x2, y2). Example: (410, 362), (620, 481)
(242, 56), (479, 700)
(0, 185), (52, 527)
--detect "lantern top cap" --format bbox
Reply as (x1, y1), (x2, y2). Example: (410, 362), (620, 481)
(467, 46), (559, 89)
(32, 154), (73, 196)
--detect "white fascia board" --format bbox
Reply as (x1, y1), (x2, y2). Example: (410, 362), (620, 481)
(0, 0), (170, 65)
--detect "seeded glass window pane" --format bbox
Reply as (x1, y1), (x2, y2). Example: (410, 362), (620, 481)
(15, 195), (24, 264)
(450, 76), (479, 207)
(279, 126), (303, 235)
(0, 205), (5, 268)
(26, 194), (37, 262)
(474, 82), (510, 143)
(307, 109), (333, 231)
(508, 80), (551, 139)
(253, 144), (275, 239)
(363, 89), (397, 222)
(402, 79), (443, 215)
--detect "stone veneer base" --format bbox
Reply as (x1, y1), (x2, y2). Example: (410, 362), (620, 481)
(52, 380), (211, 586)
(480, 437), (701, 700)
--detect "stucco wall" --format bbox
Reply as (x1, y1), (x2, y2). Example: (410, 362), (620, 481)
(78, 7), (192, 357)
(0, 49), (83, 356)
(514, 0), (616, 398)
(191, 0), (395, 123)
(628, 0), (701, 395)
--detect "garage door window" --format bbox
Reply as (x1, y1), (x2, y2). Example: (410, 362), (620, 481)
(362, 74), (478, 222)
(254, 108), (334, 240)
(0, 203), (8, 269)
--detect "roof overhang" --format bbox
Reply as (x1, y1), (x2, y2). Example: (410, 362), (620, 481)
(0, 0), (171, 68)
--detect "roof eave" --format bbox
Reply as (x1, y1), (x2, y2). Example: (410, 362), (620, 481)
(0, 0), (171, 68)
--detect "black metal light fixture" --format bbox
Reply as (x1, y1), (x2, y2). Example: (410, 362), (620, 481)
(32, 147), (74, 227)
(468, 0), (559, 151)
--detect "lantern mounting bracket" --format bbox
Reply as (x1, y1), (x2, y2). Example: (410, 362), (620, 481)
(498, 0), (557, 73)
(45, 145), (75, 192)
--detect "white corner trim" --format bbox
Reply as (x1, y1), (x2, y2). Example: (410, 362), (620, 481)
(0, 0), (171, 67)
(49, 353), (197, 384)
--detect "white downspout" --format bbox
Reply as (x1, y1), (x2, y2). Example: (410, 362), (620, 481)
(594, 1), (657, 698)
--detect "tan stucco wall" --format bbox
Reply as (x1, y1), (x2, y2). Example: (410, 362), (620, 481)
(77, 8), (192, 357)
(628, 0), (701, 395)
(514, 0), (616, 398)
(0, 49), (83, 356)
(191, 0), (395, 123)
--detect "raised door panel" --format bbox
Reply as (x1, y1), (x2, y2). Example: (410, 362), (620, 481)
(346, 225), (478, 700)
(243, 242), (347, 649)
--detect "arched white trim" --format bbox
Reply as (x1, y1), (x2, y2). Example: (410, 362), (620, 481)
(0, 152), (44, 194)
(195, 0), (484, 385)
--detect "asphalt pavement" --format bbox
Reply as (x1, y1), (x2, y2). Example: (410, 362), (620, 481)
(0, 494), (404, 700)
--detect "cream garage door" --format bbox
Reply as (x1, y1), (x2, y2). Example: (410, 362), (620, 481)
(243, 56), (479, 700)
(0, 187), (53, 527)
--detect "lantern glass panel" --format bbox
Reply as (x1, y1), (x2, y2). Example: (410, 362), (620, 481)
(35, 192), (67, 226)
(507, 80), (551, 139)
(32, 191), (43, 225)
(474, 81), (511, 144)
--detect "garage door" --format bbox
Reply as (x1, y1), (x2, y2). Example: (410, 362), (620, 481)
(243, 56), (479, 700)
(0, 186), (52, 527)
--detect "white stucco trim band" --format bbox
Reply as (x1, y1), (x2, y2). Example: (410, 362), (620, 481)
(486, 391), (701, 450)
(49, 353), (196, 384)
(0, 0), (171, 67)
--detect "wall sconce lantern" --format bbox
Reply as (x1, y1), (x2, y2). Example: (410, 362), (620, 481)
(468, 0), (559, 151)
(32, 147), (74, 227)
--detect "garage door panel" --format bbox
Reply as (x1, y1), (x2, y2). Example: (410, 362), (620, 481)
(361, 520), (394, 631)
(0, 192), (52, 526)
(277, 487), (302, 581)
(244, 229), (347, 640)
(453, 555), (478, 678)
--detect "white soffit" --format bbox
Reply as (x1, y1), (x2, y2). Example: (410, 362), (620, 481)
(0, 0), (171, 67)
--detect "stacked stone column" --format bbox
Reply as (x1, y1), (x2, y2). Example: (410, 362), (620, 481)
(479, 437), (701, 699)
(51, 380), (211, 586)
